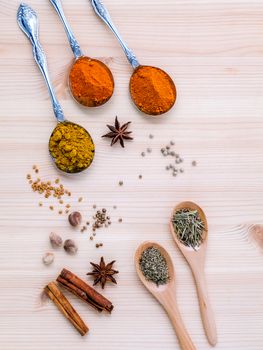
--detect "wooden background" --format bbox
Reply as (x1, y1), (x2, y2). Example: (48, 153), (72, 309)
(0, 0), (263, 349)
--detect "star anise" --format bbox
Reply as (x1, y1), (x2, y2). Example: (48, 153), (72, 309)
(87, 257), (119, 289)
(102, 116), (133, 148)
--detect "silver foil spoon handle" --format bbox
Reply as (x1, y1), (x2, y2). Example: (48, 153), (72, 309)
(90, 0), (140, 69)
(49, 0), (83, 59)
(17, 3), (65, 122)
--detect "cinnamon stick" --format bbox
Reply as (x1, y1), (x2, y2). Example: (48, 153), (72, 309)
(57, 268), (113, 313)
(45, 282), (89, 336)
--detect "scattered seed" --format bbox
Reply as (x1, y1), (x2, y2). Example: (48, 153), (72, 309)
(141, 152), (145, 157)
(78, 197), (83, 202)
(192, 160), (197, 167)
(118, 218), (123, 223)
(39, 202), (43, 207)
(170, 141), (175, 146)
(119, 181), (123, 186)
(139, 175), (142, 179)
(149, 134), (154, 139)
(49, 206), (54, 211)
(58, 210), (63, 215)
(147, 148), (152, 153)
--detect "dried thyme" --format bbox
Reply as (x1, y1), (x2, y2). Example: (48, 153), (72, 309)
(140, 247), (169, 286)
(172, 208), (206, 249)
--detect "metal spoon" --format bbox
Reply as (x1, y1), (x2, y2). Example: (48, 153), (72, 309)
(49, 0), (114, 108)
(135, 241), (196, 350)
(90, 0), (177, 116)
(17, 3), (95, 173)
(170, 201), (217, 346)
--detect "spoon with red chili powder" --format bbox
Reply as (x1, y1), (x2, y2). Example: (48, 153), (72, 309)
(91, 0), (177, 116)
(50, 0), (114, 108)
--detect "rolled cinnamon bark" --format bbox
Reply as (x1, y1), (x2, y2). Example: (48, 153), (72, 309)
(45, 282), (89, 336)
(57, 269), (114, 313)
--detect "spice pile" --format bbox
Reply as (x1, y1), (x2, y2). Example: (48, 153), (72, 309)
(130, 66), (176, 115)
(27, 166), (73, 213)
(69, 57), (114, 107)
(140, 247), (169, 286)
(172, 208), (206, 249)
(161, 141), (185, 176)
(49, 121), (95, 173)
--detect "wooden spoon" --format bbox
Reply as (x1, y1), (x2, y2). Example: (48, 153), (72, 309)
(170, 201), (217, 346)
(135, 241), (196, 350)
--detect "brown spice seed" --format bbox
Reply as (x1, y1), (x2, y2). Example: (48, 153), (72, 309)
(49, 206), (54, 210)
(78, 197), (83, 202)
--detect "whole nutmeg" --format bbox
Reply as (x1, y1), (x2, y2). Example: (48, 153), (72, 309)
(64, 239), (78, 255)
(42, 252), (54, 265)
(49, 232), (63, 248)
(68, 211), (82, 227)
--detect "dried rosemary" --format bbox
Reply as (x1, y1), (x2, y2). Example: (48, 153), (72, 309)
(140, 247), (169, 286)
(172, 209), (205, 249)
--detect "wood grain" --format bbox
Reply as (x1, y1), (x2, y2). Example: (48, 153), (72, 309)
(0, 0), (263, 349)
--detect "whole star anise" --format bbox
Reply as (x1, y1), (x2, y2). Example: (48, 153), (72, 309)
(87, 257), (119, 289)
(102, 116), (133, 148)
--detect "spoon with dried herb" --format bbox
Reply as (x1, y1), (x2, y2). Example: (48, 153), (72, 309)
(170, 201), (217, 346)
(135, 242), (196, 350)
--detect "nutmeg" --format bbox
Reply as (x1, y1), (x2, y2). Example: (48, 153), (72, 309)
(68, 211), (82, 227)
(49, 232), (63, 248)
(42, 252), (54, 265)
(64, 239), (78, 255)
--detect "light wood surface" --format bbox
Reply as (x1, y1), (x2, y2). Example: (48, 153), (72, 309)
(0, 0), (263, 349)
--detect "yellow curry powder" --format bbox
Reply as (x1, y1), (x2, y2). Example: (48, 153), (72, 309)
(69, 57), (114, 107)
(49, 122), (95, 173)
(130, 66), (176, 116)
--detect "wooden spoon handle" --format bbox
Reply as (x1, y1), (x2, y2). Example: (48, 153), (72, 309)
(164, 300), (196, 350)
(192, 268), (217, 346)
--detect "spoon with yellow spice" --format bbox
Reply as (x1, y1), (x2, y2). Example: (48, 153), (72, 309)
(49, 0), (114, 108)
(17, 4), (95, 173)
(90, 0), (177, 116)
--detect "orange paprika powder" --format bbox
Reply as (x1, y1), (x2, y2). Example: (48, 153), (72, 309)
(69, 57), (114, 108)
(130, 65), (176, 116)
